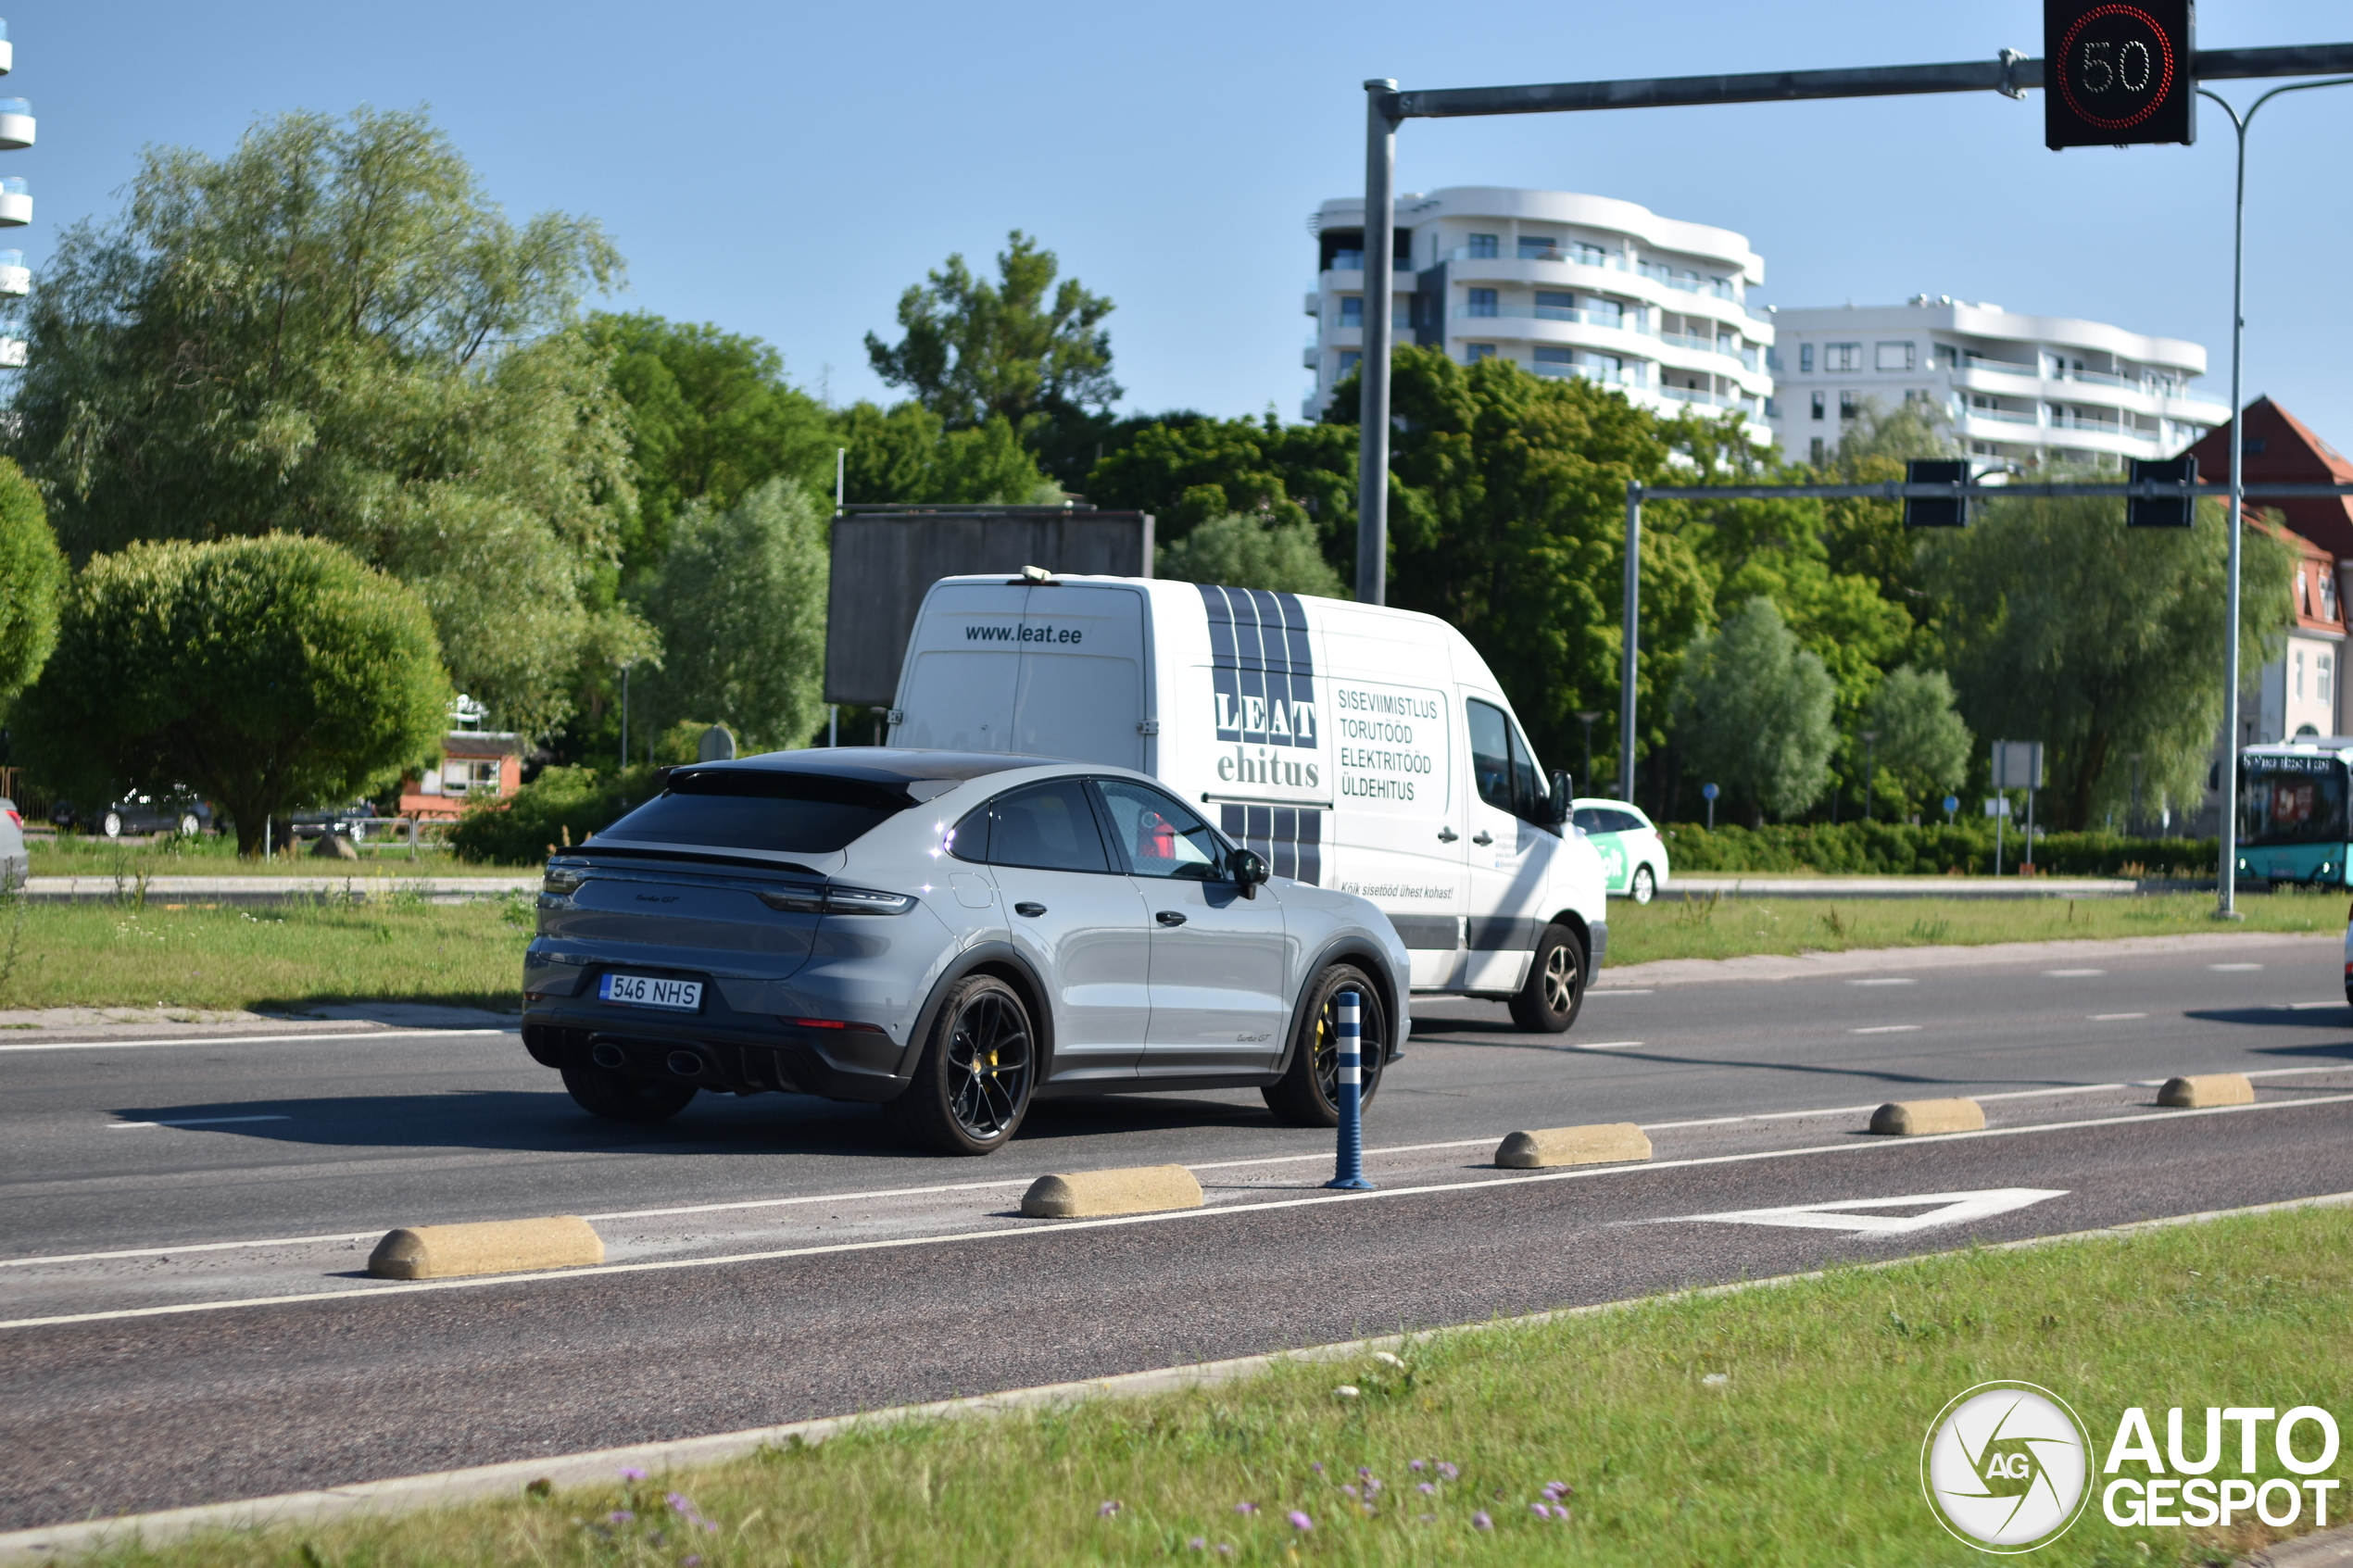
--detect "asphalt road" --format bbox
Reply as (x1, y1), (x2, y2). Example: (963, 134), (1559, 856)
(4, 933), (2351, 1530)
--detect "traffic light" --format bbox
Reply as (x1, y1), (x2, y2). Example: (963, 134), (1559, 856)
(1904, 459), (1969, 529)
(2127, 454), (2198, 527)
(2045, 0), (2196, 149)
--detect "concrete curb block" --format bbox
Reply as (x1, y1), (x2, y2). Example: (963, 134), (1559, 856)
(7, 1190), (2353, 1565)
(1494, 1123), (1653, 1169)
(1020, 1165), (1203, 1219)
(366, 1217), (603, 1280)
(1868, 1098), (1986, 1135)
(2242, 1522), (2353, 1565)
(2161, 1073), (2257, 1109)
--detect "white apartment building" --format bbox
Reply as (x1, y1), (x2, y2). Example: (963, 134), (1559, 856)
(1303, 186), (1773, 441)
(1767, 297), (2228, 469)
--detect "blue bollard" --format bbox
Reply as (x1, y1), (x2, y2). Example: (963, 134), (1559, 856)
(1325, 990), (1376, 1192)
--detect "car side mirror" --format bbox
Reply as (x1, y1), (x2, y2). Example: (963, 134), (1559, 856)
(1230, 847), (1270, 897)
(1547, 770), (1572, 827)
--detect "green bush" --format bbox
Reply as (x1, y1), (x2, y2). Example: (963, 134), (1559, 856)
(1659, 821), (2218, 878)
(449, 764), (662, 864)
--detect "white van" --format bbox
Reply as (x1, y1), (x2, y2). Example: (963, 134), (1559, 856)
(887, 574), (1610, 1033)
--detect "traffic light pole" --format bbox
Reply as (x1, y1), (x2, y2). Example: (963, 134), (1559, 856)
(2196, 76), (2353, 918)
(1350, 39), (2353, 804)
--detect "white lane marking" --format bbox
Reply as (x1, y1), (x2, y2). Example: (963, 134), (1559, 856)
(1847, 978), (1916, 986)
(107, 1115), (291, 1130)
(1571, 1039), (1645, 1050)
(2209, 963), (2265, 972)
(2044, 969), (2106, 977)
(1665, 1187), (2069, 1236)
(21, 1068), (2351, 1274)
(0, 1027), (516, 1053)
(2089, 1012), (2147, 1021)
(14, 1090), (2353, 1333)
(1590, 989), (1654, 996)
(1851, 1024), (1921, 1035)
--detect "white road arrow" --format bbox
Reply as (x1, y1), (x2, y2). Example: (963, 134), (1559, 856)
(1663, 1187), (2069, 1236)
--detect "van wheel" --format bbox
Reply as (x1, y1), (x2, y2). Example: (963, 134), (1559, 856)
(1263, 963), (1388, 1128)
(1508, 924), (1586, 1035)
(887, 974), (1034, 1155)
(1629, 865), (1656, 905)
(560, 1062), (697, 1123)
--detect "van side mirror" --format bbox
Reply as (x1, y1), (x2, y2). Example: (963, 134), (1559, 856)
(1547, 771), (1573, 827)
(1230, 847), (1270, 897)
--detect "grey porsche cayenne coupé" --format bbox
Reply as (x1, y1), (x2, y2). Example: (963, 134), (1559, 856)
(520, 749), (1411, 1155)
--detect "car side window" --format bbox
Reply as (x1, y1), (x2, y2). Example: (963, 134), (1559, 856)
(1091, 779), (1226, 881)
(982, 781), (1113, 874)
(1571, 807), (1606, 833)
(1467, 700), (1514, 814)
(1605, 809), (1644, 834)
(1505, 719), (1547, 823)
(945, 804), (989, 863)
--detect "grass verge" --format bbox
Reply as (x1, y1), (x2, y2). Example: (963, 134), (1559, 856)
(1609, 887), (2348, 967)
(71, 1202), (2353, 1566)
(27, 835), (531, 879)
(0, 895), (529, 1013)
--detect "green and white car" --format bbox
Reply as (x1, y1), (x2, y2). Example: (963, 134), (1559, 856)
(1570, 798), (1670, 905)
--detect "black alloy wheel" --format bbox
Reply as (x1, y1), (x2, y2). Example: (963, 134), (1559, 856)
(560, 1060), (698, 1123)
(890, 974), (1035, 1155)
(1508, 922), (1586, 1035)
(1263, 962), (1387, 1128)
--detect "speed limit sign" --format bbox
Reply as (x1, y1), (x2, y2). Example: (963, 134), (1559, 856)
(2045, 1), (2196, 148)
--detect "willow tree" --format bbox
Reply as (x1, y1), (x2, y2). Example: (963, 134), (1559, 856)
(11, 107), (638, 735)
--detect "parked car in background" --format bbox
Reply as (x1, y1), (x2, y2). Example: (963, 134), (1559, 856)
(1570, 798), (1670, 905)
(292, 801), (381, 841)
(52, 792), (214, 838)
(0, 797), (26, 888)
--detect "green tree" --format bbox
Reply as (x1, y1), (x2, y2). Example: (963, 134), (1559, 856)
(11, 107), (634, 735)
(1862, 664), (1972, 820)
(1818, 397), (1956, 624)
(0, 458), (66, 703)
(864, 231), (1119, 484)
(834, 400), (1055, 505)
(1671, 596), (1836, 822)
(633, 481), (829, 753)
(584, 312), (837, 578)
(1084, 412), (1357, 560)
(1332, 348), (1716, 772)
(16, 535), (448, 856)
(1923, 494), (2295, 830)
(1157, 514), (1346, 598)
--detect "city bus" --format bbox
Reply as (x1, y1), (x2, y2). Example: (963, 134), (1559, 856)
(2237, 742), (2353, 887)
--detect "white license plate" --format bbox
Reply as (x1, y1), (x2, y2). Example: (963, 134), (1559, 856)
(598, 972), (704, 1011)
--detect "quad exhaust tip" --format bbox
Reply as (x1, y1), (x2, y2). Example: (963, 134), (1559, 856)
(667, 1050), (704, 1077)
(589, 1041), (627, 1070)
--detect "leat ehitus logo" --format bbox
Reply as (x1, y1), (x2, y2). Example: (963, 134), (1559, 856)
(1922, 1382), (2094, 1552)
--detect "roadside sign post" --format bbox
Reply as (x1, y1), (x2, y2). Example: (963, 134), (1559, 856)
(1326, 992), (1376, 1192)
(1944, 794), (1960, 826)
(1702, 781), (1718, 831)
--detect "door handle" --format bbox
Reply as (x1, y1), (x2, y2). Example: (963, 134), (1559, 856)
(1014, 902), (1047, 917)
(1156, 910), (1188, 926)
(1436, 827), (1459, 843)
(1472, 831), (1494, 847)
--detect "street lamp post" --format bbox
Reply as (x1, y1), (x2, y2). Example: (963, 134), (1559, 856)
(620, 662), (635, 771)
(1859, 730), (1880, 823)
(1573, 710), (1602, 798)
(2197, 76), (2353, 918)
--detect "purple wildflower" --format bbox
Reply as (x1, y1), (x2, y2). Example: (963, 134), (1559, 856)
(1531, 1503), (1552, 1519)
(1311, 1461), (1325, 1474)
(1359, 1466), (1373, 1478)
(1365, 1478), (1382, 1496)
(1543, 1481), (1568, 1500)
(667, 1493), (691, 1513)
(1289, 1511), (1314, 1531)
(1188, 1538), (1206, 1552)
(685, 1560), (701, 1568)
(1438, 1461), (1460, 1481)
(619, 1467), (646, 1481)
(1472, 1511), (1492, 1531)
(1098, 1499), (1122, 1518)
(1341, 1485), (1359, 1500)
(608, 1511), (634, 1524)
(1234, 1502), (1257, 1515)
(1417, 1482), (1436, 1495)
(1409, 1459), (1426, 1473)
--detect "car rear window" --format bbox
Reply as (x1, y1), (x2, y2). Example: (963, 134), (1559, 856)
(601, 770), (910, 853)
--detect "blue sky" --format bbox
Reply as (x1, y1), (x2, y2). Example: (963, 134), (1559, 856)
(17, 1), (2353, 441)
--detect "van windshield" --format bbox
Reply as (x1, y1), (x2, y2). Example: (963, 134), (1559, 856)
(602, 770), (910, 854)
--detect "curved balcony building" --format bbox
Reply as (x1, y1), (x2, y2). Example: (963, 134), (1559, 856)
(0, 176), (27, 229)
(0, 19), (14, 79)
(0, 98), (32, 151)
(1768, 296), (2227, 469)
(1302, 185), (1773, 441)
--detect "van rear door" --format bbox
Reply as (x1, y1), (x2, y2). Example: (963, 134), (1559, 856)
(897, 582), (1145, 768)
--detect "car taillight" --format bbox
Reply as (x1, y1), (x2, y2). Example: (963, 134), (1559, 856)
(3, 809), (19, 828)
(791, 1017), (886, 1033)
